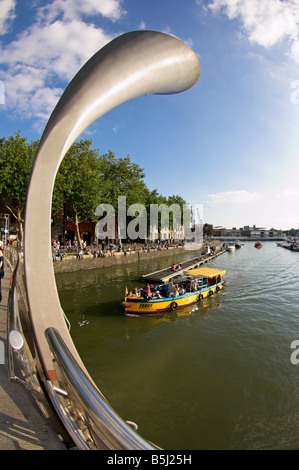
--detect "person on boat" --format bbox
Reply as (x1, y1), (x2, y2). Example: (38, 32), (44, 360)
(152, 290), (162, 299)
(141, 284), (152, 299)
(160, 285), (169, 297)
(131, 287), (140, 296)
(178, 285), (185, 295)
(170, 286), (179, 297)
(167, 282), (175, 296)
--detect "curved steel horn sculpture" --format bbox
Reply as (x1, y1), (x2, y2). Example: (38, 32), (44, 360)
(24, 30), (200, 433)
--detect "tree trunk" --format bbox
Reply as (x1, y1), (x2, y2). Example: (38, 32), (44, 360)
(18, 220), (24, 244)
(74, 212), (82, 250)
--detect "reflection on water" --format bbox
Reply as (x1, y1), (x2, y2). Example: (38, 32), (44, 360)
(56, 242), (299, 450)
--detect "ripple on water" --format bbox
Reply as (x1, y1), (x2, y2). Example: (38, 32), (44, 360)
(56, 242), (299, 450)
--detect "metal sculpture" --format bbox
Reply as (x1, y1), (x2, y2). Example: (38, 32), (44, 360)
(23, 30), (200, 444)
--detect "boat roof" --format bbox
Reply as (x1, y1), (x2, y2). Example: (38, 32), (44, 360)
(184, 267), (226, 278)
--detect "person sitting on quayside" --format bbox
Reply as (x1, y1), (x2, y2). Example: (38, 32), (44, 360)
(171, 263), (176, 272)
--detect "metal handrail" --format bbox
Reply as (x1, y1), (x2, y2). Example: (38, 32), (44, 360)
(45, 327), (155, 450)
(6, 251), (156, 449)
(7, 255), (26, 384)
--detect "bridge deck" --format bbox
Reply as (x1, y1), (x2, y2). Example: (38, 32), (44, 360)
(0, 262), (67, 450)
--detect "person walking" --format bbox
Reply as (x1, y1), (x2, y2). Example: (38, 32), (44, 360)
(0, 248), (4, 303)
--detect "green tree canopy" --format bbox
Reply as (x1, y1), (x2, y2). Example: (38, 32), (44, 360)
(53, 139), (101, 248)
(98, 151), (149, 209)
(204, 223), (214, 237)
(0, 131), (38, 241)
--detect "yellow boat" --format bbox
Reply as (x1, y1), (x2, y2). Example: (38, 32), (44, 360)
(123, 267), (226, 315)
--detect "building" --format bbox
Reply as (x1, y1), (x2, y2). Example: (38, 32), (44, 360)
(212, 224), (284, 239)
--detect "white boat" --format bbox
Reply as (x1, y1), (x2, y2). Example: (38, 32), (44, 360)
(227, 241), (236, 252)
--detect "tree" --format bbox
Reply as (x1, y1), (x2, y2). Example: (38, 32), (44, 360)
(98, 152), (148, 207)
(203, 223), (214, 237)
(53, 139), (101, 249)
(97, 152), (149, 241)
(0, 131), (38, 242)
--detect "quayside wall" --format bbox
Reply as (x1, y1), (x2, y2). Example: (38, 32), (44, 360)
(53, 246), (186, 274)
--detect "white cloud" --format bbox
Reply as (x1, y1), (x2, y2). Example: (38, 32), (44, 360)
(0, 0), (16, 35)
(204, 187), (299, 229)
(139, 20), (146, 30)
(205, 190), (259, 205)
(1, 20), (112, 80)
(38, 0), (126, 23)
(276, 187), (299, 199)
(0, 0), (126, 120)
(208, 0), (299, 63)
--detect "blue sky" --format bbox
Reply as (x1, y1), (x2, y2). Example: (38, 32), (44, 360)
(0, 0), (299, 230)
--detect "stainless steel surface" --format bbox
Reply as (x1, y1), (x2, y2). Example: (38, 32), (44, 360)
(23, 30), (200, 448)
(45, 327), (155, 450)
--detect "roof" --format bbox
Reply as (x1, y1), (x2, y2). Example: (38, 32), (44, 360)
(184, 267), (226, 278)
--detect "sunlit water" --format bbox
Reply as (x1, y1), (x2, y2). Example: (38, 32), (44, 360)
(56, 242), (299, 450)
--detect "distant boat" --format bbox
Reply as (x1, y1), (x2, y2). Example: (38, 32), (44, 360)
(235, 240), (242, 249)
(227, 241), (236, 252)
(254, 241), (263, 248)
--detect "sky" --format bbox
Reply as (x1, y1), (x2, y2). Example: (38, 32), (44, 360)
(0, 0), (299, 231)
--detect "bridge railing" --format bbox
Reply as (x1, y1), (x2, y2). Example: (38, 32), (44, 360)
(6, 248), (155, 450)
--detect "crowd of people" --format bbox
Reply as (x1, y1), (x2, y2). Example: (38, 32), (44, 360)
(130, 276), (205, 301)
(51, 238), (184, 262)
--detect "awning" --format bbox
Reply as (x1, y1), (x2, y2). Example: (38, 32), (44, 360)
(184, 267), (226, 278)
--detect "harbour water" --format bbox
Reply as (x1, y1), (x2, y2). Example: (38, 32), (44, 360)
(56, 241), (299, 450)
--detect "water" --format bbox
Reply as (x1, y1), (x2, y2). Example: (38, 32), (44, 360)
(55, 242), (299, 450)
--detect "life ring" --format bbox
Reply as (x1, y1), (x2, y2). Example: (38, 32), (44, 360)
(208, 290), (213, 296)
(170, 302), (178, 311)
(198, 294), (203, 301)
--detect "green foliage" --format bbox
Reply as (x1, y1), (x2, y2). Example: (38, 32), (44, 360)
(98, 151), (149, 209)
(0, 132), (188, 242)
(0, 131), (38, 240)
(204, 223), (214, 237)
(53, 139), (101, 220)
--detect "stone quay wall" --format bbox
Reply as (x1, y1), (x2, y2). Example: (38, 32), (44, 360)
(53, 246), (186, 274)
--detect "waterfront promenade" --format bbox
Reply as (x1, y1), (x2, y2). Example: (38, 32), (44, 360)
(0, 262), (66, 450)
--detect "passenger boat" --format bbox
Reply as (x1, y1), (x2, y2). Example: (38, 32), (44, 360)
(227, 241), (236, 252)
(123, 267), (226, 315)
(254, 241), (263, 248)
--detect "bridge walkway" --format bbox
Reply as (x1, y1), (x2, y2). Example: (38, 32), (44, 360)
(0, 262), (67, 450)
(142, 248), (227, 283)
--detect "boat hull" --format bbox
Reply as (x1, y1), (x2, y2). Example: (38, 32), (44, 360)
(124, 283), (224, 315)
